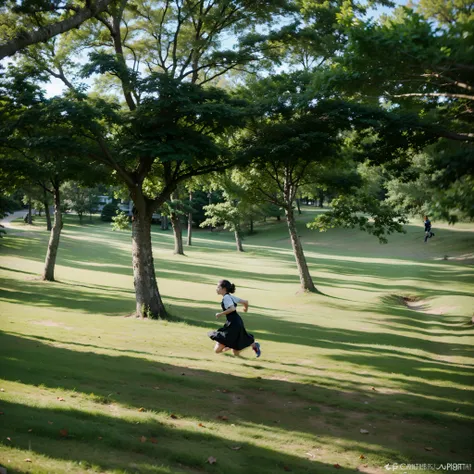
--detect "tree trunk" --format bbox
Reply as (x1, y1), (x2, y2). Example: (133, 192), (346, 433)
(234, 229), (244, 252)
(276, 215), (281, 221)
(285, 206), (317, 292)
(131, 207), (167, 318)
(42, 186), (62, 281)
(187, 191), (193, 246)
(161, 215), (168, 230)
(111, 14), (136, 111)
(44, 198), (52, 231)
(78, 213), (83, 225)
(319, 190), (324, 208)
(27, 198), (33, 224)
(170, 212), (184, 255)
(296, 198), (301, 214)
(208, 193), (213, 231)
(250, 217), (254, 234)
(170, 192), (184, 255)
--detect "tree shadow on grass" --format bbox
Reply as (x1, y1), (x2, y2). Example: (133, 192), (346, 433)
(0, 266), (37, 276)
(359, 296), (474, 337)
(0, 229), (132, 274)
(1, 271), (472, 381)
(362, 310), (474, 337)
(61, 280), (136, 295)
(3, 220), (472, 301)
(367, 319), (474, 338)
(62, 238), (474, 297)
(1, 263), (472, 365)
(318, 277), (473, 299)
(0, 331), (472, 473)
(0, 271), (273, 318)
(302, 255), (473, 292)
(1, 229), (302, 285)
(158, 301), (474, 423)
(166, 297), (474, 362)
(0, 277), (135, 315)
(0, 400), (327, 474)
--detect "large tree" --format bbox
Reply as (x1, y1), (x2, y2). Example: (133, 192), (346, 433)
(8, 0), (299, 319)
(237, 74), (351, 292)
(321, 4), (474, 222)
(237, 66), (440, 290)
(1, 69), (251, 316)
(0, 71), (106, 280)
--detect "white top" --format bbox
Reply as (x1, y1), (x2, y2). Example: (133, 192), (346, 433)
(223, 294), (242, 309)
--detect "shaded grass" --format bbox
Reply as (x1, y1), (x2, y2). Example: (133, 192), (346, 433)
(1, 209), (473, 473)
(1, 331), (472, 474)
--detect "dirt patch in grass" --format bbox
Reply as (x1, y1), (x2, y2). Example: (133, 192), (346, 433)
(435, 253), (474, 265)
(381, 294), (458, 316)
(401, 298), (458, 316)
(380, 294), (423, 307)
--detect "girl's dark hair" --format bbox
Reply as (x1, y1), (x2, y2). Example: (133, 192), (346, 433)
(219, 279), (236, 294)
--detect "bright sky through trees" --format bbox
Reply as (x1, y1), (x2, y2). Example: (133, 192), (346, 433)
(1, 0), (408, 98)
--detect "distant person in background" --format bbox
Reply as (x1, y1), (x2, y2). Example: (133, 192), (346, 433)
(424, 216), (435, 243)
(208, 279), (261, 358)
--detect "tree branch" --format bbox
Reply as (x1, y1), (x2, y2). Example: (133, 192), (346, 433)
(0, 0), (115, 60)
(255, 185), (286, 208)
(435, 130), (474, 142)
(292, 161), (310, 188)
(269, 160), (284, 194)
(392, 92), (474, 101)
(171, 0), (185, 77)
(44, 65), (75, 90)
(109, 1), (137, 111)
(93, 137), (136, 187)
(199, 62), (241, 85)
(157, 0), (171, 69)
(174, 158), (238, 184)
(421, 73), (473, 92)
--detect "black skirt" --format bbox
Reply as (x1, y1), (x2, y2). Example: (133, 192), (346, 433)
(208, 311), (255, 350)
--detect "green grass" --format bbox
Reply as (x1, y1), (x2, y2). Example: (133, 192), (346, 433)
(0, 208), (473, 474)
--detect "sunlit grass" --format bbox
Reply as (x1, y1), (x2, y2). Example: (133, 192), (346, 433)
(0, 209), (473, 474)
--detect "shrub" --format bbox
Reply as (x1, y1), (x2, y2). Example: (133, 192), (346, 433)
(101, 203), (119, 222)
(112, 211), (131, 231)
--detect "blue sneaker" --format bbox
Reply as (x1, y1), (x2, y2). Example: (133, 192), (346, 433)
(252, 342), (261, 358)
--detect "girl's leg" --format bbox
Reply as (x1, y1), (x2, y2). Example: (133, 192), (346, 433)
(232, 349), (241, 356)
(214, 342), (226, 354)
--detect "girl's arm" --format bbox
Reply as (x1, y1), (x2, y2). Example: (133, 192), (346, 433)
(216, 305), (236, 318)
(215, 296), (250, 318)
(230, 295), (249, 312)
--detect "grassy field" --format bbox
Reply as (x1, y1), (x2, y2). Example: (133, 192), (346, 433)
(0, 207), (473, 474)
